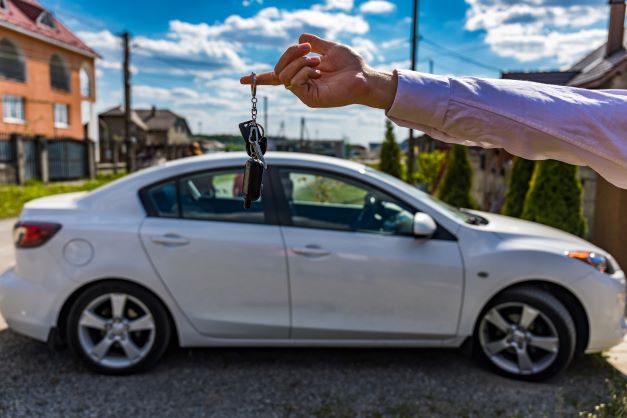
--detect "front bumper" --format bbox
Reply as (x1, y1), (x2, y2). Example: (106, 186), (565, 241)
(0, 267), (56, 342)
(572, 268), (627, 353)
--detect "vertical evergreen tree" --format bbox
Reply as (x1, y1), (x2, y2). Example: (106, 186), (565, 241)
(436, 145), (477, 209)
(502, 157), (536, 218)
(522, 160), (587, 237)
(379, 119), (402, 179)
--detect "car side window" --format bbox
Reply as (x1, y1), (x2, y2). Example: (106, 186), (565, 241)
(145, 180), (178, 217)
(279, 169), (415, 235)
(178, 170), (265, 224)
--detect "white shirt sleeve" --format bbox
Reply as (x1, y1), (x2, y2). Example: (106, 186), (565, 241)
(386, 69), (627, 189)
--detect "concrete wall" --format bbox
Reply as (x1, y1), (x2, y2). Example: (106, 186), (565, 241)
(0, 27), (96, 139)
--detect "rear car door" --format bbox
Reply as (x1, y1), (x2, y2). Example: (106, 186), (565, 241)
(139, 167), (290, 338)
(274, 167), (464, 339)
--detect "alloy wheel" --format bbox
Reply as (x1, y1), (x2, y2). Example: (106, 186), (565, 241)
(77, 293), (156, 369)
(478, 302), (560, 376)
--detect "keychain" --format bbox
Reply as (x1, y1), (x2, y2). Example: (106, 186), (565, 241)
(239, 72), (267, 209)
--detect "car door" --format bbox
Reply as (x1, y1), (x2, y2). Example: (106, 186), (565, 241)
(139, 167), (290, 338)
(275, 167), (464, 339)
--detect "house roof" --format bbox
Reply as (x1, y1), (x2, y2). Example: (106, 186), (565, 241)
(100, 106), (148, 131)
(501, 30), (626, 88)
(0, 0), (99, 58)
(135, 109), (189, 132)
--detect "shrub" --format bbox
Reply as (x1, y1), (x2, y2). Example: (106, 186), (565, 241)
(379, 119), (402, 179)
(522, 160), (587, 237)
(413, 150), (446, 192)
(502, 157), (535, 218)
(436, 145), (477, 209)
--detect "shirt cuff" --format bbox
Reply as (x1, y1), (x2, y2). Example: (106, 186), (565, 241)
(385, 69), (451, 128)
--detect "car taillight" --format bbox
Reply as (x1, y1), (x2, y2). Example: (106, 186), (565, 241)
(13, 222), (62, 248)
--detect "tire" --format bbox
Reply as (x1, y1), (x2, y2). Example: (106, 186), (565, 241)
(473, 286), (576, 381)
(66, 281), (172, 375)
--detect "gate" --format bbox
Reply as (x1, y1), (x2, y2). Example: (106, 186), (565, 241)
(48, 140), (87, 180)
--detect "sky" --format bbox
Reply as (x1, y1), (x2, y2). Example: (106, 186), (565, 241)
(40, 0), (619, 145)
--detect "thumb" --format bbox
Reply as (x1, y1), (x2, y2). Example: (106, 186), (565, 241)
(298, 33), (336, 54)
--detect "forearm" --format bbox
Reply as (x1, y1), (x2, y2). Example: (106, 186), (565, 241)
(383, 70), (627, 189)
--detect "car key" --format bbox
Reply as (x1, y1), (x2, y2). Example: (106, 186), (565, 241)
(239, 72), (267, 209)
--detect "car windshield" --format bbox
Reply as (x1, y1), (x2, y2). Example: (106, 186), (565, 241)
(365, 167), (486, 225)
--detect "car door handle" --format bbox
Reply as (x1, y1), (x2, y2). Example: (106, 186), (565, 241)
(291, 245), (331, 257)
(151, 234), (190, 247)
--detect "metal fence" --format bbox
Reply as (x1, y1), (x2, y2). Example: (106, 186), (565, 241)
(0, 134), (94, 184)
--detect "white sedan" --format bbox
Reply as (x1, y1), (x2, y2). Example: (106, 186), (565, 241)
(0, 152), (625, 380)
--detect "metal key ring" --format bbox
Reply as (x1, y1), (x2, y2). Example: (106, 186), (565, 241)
(250, 72), (257, 98)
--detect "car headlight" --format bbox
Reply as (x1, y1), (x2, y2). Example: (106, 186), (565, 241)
(566, 250), (612, 274)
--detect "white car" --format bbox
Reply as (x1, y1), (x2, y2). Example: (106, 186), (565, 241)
(0, 152), (624, 380)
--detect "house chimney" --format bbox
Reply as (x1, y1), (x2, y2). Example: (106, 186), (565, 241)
(607, 0), (626, 57)
(150, 105), (156, 118)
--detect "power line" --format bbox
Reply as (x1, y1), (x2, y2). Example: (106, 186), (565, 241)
(420, 37), (502, 73)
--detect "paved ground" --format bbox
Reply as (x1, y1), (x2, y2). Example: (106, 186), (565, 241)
(0, 217), (624, 417)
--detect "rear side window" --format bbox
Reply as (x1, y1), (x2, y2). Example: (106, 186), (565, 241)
(178, 170), (265, 224)
(145, 181), (178, 217)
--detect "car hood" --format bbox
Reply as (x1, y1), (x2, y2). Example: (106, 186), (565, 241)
(468, 210), (606, 253)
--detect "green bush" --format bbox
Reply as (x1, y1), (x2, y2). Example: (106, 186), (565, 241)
(436, 145), (477, 209)
(521, 160), (587, 237)
(502, 157), (535, 218)
(413, 149), (446, 192)
(379, 119), (402, 179)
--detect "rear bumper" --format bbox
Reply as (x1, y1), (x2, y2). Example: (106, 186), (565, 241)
(0, 267), (55, 342)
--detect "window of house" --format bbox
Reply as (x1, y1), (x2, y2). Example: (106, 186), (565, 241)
(80, 67), (91, 97)
(38, 12), (56, 29)
(53, 103), (69, 128)
(2, 95), (25, 124)
(279, 169), (415, 235)
(49, 54), (70, 92)
(0, 38), (26, 82)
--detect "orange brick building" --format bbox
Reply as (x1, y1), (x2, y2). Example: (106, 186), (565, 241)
(0, 0), (98, 140)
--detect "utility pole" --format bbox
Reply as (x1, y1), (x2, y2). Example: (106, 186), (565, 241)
(407, 0), (419, 182)
(263, 96), (268, 136)
(122, 31), (135, 172)
(300, 117), (305, 147)
(429, 58), (434, 74)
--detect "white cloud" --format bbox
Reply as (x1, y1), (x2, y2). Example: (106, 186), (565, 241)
(359, 0), (396, 15)
(242, 0), (263, 6)
(464, 0), (609, 64)
(316, 0), (354, 11)
(351, 37), (380, 62)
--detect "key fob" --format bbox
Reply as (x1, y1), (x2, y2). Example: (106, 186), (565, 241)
(239, 120), (267, 157)
(242, 158), (264, 208)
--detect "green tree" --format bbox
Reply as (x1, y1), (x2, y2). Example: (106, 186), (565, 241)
(522, 160), (587, 237)
(502, 157), (536, 218)
(379, 119), (402, 179)
(413, 150), (446, 192)
(436, 145), (477, 209)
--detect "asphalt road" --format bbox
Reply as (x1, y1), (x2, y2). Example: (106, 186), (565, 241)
(0, 217), (623, 417)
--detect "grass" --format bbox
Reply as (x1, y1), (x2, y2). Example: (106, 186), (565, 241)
(579, 377), (627, 418)
(0, 173), (126, 219)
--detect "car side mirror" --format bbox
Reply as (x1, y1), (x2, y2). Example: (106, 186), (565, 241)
(413, 213), (437, 238)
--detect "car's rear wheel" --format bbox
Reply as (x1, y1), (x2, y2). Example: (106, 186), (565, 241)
(67, 282), (171, 374)
(474, 286), (576, 381)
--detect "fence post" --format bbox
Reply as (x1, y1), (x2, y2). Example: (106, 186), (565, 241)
(35, 135), (49, 184)
(86, 139), (96, 179)
(10, 133), (25, 185)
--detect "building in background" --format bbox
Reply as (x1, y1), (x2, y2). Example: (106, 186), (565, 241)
(0, 0), (98, 140)
(268, 137), (345, 158)
(501, 0), (627, 267)
(98, 105), (192, 162)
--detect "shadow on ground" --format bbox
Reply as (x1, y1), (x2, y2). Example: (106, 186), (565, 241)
(0, 329), (619, 418)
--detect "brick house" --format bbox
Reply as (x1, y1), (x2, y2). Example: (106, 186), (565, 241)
(0, 0), (98, 140)
(501, 0), (627, 268)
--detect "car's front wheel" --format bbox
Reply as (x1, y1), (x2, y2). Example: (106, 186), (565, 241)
(474, 286), (576, 381)
(66, 281), (172, 374)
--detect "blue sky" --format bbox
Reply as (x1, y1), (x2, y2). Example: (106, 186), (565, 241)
(40, 0), (616, 144)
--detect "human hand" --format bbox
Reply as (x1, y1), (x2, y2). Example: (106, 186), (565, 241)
(240, 33), (397, 110)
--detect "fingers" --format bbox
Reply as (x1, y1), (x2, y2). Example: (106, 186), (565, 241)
(298, 33), (336, 54)
(240, 72), (280, 85)
(278, 56), (321, 86)
(274, 42), (311, 79)
(291, 66), (321, 87)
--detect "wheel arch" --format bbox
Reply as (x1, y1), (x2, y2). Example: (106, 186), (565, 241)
(472, 280), (590, 354)
(54, 278), (179, 348)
